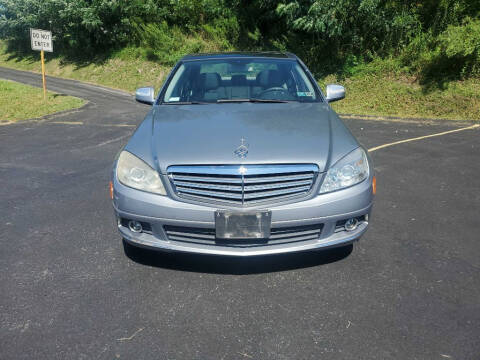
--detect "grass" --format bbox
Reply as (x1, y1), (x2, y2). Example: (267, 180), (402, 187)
(0, 42), (169, 92)
(321, 72), (480, 120)
(1, 41), (478, 121)
(318, 57), (480, 121)
(0, 79), (86, 123)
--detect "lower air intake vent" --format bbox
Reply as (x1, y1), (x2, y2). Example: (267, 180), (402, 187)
(164, 224), (323, 247)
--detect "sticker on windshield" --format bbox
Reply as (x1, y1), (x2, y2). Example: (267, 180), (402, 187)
(169, 97), (180, 102)
(297, 92), (314, 97)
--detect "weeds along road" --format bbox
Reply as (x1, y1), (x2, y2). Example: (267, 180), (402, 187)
(1, 66), (479, 360)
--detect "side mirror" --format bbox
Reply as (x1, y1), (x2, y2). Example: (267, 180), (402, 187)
(135, 87), (155, 105)
(325, 84), (345, 103)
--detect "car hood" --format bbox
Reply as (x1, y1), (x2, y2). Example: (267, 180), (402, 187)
(125, 102), (359, 174)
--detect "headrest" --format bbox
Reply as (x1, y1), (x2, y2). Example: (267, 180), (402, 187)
(231, 74), (247, 86)
(257, 70), (284, 88)
(199, 72), (221, 90)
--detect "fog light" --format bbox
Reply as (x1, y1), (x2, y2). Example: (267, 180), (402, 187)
(128, 220), (143, 233)
(345, 218), (359, 231)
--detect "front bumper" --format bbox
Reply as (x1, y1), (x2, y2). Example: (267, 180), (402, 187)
(113, 175), (374, 256)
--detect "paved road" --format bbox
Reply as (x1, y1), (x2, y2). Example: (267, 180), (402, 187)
(1, 67), (479, 360)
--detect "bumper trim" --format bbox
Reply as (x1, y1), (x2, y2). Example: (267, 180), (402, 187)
(119, 221), (368, 257)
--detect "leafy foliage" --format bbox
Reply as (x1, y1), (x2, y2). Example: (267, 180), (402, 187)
(131, 22), (234, 65)
(0, 0), (478, 83)
(0, 0), (164, 55)
(437, 17), (480, 75)
(400, 16), (480, 90)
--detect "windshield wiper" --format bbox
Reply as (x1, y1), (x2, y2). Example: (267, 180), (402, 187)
(249, 98), (293, 103)
(217, 98), (291, 103)
(163, 101), (209, 105)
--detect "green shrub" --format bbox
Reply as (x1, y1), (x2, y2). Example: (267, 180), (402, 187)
(400, 32), (436, 72)
(133, 22), (233, 66)
(437, 17), (480, 76)
(0, 0), (478, 85)
(401, 17), (480, 88)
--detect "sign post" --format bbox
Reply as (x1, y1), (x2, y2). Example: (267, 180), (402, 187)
(40, 49), (46, 100)
(30, 29), (53, 101)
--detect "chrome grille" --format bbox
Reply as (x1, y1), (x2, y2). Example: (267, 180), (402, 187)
(164, 224), (323, 247)
(167, 165), (319, 205)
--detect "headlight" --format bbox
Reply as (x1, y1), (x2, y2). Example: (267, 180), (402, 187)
(320, 147), (369, 194)
(116, 151), (166, 195)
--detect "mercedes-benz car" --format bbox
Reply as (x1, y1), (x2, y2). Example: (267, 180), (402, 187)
(110, 52), (375, 256)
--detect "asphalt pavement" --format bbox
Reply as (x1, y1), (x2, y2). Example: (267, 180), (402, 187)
(1, 67), (479, 360)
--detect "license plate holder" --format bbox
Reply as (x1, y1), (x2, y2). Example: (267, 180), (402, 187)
(215, 210), (271, 240)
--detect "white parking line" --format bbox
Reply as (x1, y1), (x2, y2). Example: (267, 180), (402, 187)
(368, 124), (479, 152)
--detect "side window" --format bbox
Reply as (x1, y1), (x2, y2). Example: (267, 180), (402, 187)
(164, 65), (186, 102)
(292, 64), (317, 100)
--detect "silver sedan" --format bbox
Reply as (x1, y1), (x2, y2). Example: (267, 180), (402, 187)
(111, 52), (375, 256)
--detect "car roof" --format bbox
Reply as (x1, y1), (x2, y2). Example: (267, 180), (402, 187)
(181, 52), (298, 61)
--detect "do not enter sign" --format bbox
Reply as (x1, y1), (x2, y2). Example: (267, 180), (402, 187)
(30, 28), (53, 100)
(30, 28), (53, 52)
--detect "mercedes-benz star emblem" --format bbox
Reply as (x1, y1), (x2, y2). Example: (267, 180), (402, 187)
(234, 138), (249, 159)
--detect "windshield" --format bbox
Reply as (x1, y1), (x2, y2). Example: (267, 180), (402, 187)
(162, 58), (319, 104)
